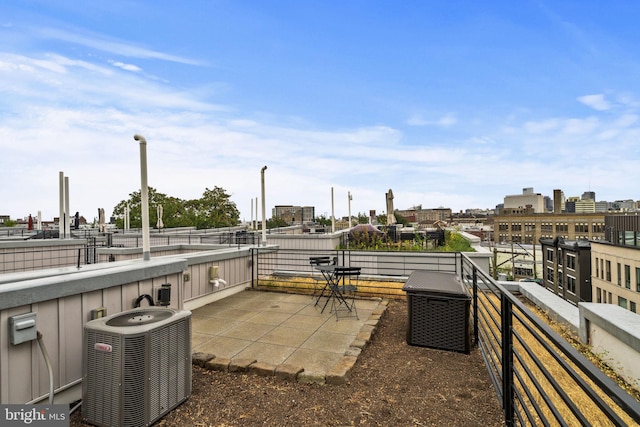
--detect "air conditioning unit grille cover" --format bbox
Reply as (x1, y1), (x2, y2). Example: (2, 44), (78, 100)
(83, 308), (192, 427)
(123, 335), (147, 427)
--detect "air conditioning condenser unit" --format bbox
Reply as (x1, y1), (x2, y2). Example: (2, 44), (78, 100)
(82, 307), (192, 427)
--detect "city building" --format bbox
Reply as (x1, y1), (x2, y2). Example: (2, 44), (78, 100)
(503, 187), (546, 213)
(395, 207), (452, 224)
(613, 200), (638, 211)
(494, 212), (605, 244)
(575, 198), (596, 213)
(272, 205), (315, 225)
(540, 237), (592, 305)
(553, 189), (565, 213)
(590, 214), (640, 313)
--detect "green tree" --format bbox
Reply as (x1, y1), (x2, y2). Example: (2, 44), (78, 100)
(315, 214), (332, 227)
(112, 187), (170, 229)
(2, 219), (16, 227)
(267, 217), (287, 228)
(193, 187), (240, 228)
(356, 212), (369, 224)
(394, 213), (409, 226)
(112, 186), (240, 229)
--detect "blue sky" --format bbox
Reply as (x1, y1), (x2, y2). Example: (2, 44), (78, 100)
(2, 1), (640, 223)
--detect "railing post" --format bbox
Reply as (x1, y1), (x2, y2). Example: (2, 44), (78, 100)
(501, 292), (515, 425)
(251, 248), (256, 288)
(472, 266), (478, 347)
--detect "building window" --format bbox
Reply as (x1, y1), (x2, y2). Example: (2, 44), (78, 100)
(631, 302), (637, 313)
(546, 249), (554, 262)
(625, 265), (631, 289)
(596, 287), (602, 303)
(592, 223), (604, 233)
(567, 255), (576, 270)
(595, 257), (599, 277)
(514, 266), (533, 277)
(617, 263), (621, 286)
(636, 267), (640, 292)
(606, 261), (611, 282)
(546, 267), (554, 282)
(511, 223), (522, 232)
(559, 272), (563, 288)
(623, 231), (634, 246)
(600, 259), (604, 279)
(618, 296), (628, 309)
(567, 276), (576, 294)
(575, 223), (588, 233)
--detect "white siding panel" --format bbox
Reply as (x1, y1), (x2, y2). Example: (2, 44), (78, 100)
(6, 306), (35, 403)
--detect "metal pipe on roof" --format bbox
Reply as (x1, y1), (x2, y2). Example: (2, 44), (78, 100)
(64, 176), (70, 238)
(331, 187), (335, 233)
(134, 134), (151, 260)
(59, 172), (65, 239)
(261, 166), (267, 245)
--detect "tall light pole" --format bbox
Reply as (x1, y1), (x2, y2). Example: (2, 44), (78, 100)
(261, 166), (267, 245)
(348, 191), (353, 229)
(134, 134), (151, 260)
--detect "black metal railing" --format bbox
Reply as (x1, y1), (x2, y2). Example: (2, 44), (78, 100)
(250, 247), (640, 425)
(109, 230), (261, 248)
(250, 248), (458, 298)
(0, 237), (103, 273)
(459, 254), (640, 426)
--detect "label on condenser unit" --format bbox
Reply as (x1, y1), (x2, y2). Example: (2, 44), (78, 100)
(94, 343), (113, 352)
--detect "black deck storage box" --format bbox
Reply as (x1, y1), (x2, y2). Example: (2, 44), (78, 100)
(402, 270), (471, 353)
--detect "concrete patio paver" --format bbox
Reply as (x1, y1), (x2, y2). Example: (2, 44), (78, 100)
(191, 289), (386, 382)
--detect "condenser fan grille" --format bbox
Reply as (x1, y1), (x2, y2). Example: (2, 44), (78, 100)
(106, 309), (174, 327)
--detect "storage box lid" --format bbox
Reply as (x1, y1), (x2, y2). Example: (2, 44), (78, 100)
(402, 270), (468, 296)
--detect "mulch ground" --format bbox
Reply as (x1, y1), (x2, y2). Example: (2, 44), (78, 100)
(72, 299), (504, 426)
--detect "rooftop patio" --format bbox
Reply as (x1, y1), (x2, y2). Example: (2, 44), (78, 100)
(190, 289), (385, 382)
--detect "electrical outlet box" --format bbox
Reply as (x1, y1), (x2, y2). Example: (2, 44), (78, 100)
(183, 272), (190, 282)
(9, 312), (37, 345)
(90, 307), (107, 320)
(153, 283), (172, 306)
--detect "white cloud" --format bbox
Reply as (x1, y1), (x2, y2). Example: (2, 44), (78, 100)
(2, 43), (640, 223)
(523, 119), (560, 133)
(34, 26), (202, 65)
(407, 113), (457, 127)
(577, 94), (612, 111)
(109, 60), (142, 72)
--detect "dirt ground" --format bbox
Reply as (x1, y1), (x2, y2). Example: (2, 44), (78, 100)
(72, 300), (504, 426)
